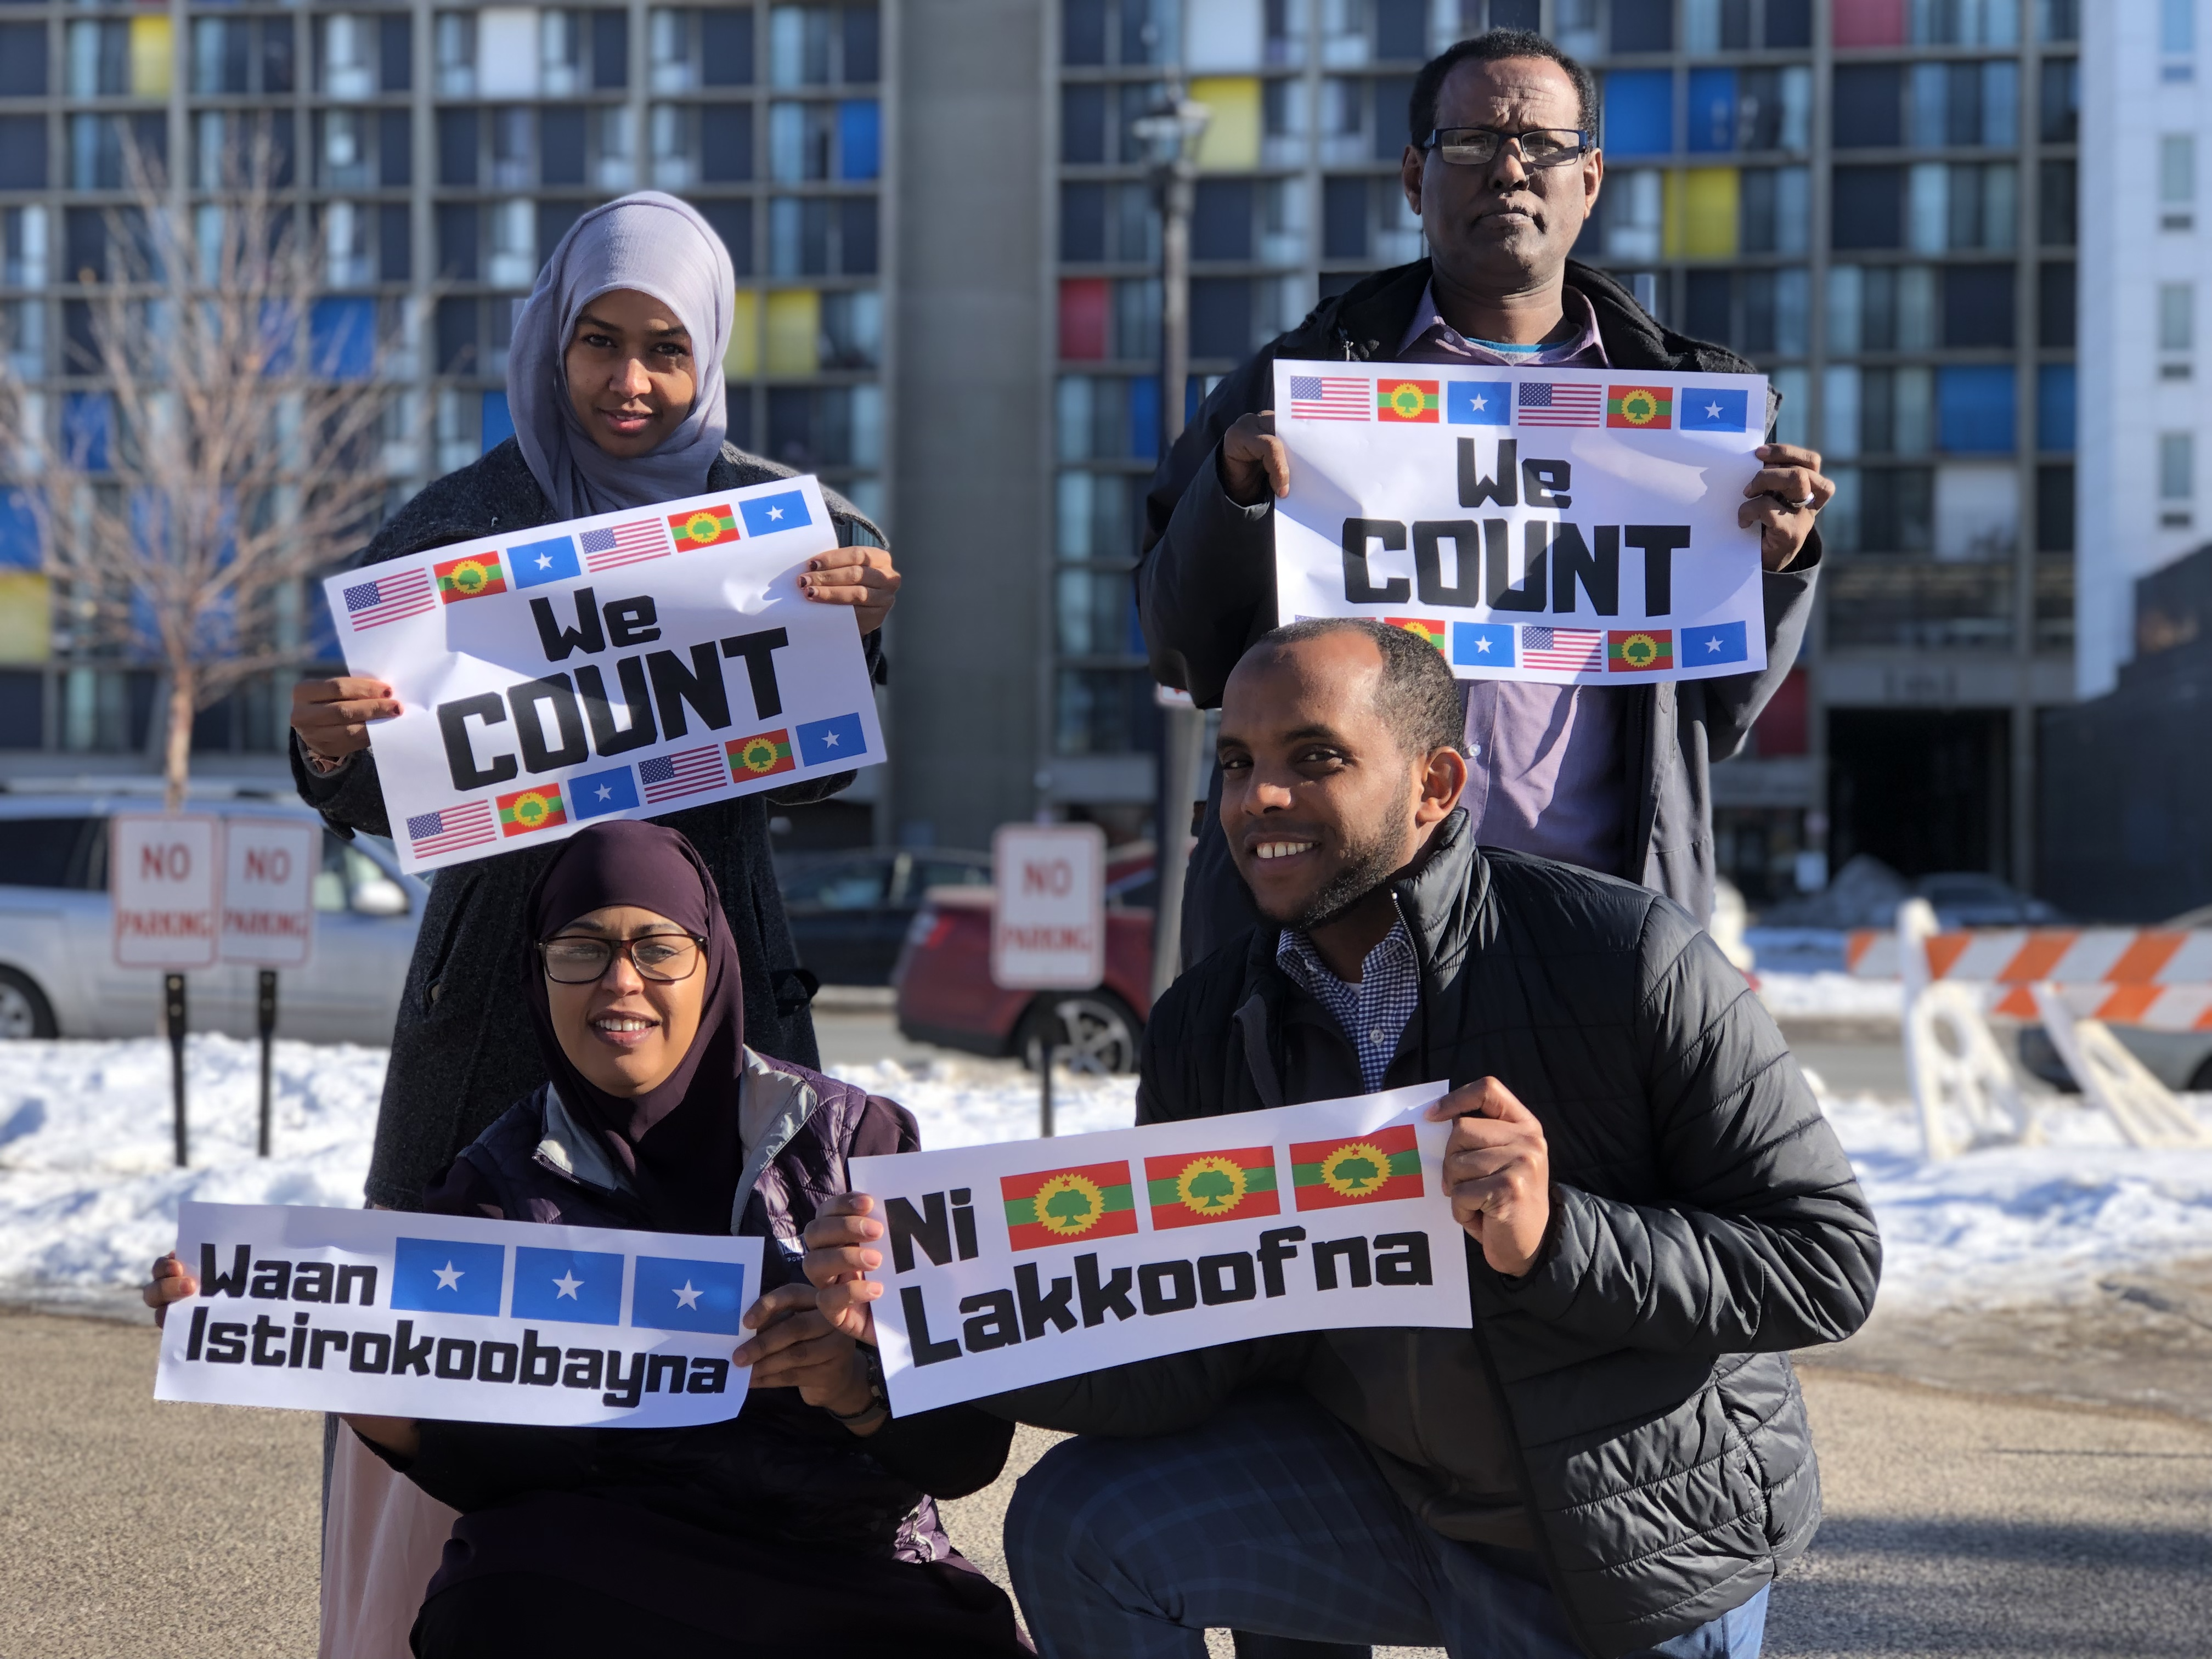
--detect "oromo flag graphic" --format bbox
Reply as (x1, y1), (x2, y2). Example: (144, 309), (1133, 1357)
(1385, 617), (1448, 652)
(1144, 1147), (1279, 1231)
(668, 504), (741, 551)
(1606, 384), (1674, 428)
(1376, 378), (1440, 422)
(1002, 1160), (1139, 1251)
(1290, 1125), (1422, 1211)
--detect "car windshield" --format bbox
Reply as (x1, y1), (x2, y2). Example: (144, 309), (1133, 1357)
(781, 860), (890, 910)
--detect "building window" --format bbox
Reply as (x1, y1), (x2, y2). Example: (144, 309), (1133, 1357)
(1936, 365), (2015, 454)
(2038, 262), (2075, 348)
(2160, 432), (2196, 500)
(2035, 464), (2074, 552)
(2159, 283), (2195, 353)
(1832, 166), (1903, 250)
(2160, 135), (2196, 229)
(2035, 364), (2074, 453)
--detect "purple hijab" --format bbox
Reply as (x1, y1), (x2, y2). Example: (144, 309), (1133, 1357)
(522, 820), (748, 1234)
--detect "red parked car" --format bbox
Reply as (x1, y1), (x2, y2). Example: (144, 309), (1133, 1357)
(892, 846), (1156, 1073)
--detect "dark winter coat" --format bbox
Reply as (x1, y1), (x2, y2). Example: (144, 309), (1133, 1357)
(1138, 258), (1820, 951)
(990, 813), (1881, 1659)
(372, 1048), (1029, 1653)
(294, 437), (884, 1211)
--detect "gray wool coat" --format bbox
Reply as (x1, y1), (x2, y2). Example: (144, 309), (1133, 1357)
(295, 438), (884, 1211)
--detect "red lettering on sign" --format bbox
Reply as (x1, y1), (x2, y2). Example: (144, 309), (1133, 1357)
(242, 848), (291, 884)
(140, 844), (191, 882)
(1020, 859), (1074, 898)
(120, 910), (213, 936)
(222, 910), (308, 936)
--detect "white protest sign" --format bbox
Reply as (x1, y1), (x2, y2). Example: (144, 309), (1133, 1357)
(1272, 360), (1769, 685)
(991, 822), (1106, 990)
(849, 1082), (1468, 1414)
(156, 1202), (764, 1428)
(218, 818), (318, 968)
(323, 475), (884, 874)
(111, 814), (221, 969)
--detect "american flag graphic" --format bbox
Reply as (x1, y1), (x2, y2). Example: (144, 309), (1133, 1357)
(1516, 381), (1605, 427)
(1288, 375), (1370, 421)
(1520, 626), (1604, 672)
(405, 800), (497, 858)
(342, 568), (436, 629)
(579, 518), (672, 573)
(639, 744), (725, 804)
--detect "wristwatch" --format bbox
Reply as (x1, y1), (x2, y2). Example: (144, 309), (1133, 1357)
(827, 1344), (888, 1426)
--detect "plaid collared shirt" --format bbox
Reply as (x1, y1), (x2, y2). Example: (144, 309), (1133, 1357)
(1274, 916), (1420, 1094)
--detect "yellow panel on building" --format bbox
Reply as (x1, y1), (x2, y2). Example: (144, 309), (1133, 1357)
(725, 290), (760, 380)
(0, 572), (50, 664)
(1189, 77), (1261, 172)
(764, 290), (819, 376)
(1665, 166), (1740, 260)
(129, 16), (173, 98)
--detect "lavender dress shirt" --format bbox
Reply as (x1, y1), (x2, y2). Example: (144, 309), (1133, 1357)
(1396, 286), (1627, 877)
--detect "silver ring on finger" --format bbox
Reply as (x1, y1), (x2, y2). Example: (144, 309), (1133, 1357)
(1791, 493), (1816, 511)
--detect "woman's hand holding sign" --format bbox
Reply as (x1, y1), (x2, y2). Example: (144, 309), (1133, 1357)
(1427, 1079), (1552, 1279)
(290, 676), (400, 767)
(733, 1282), (883, 1432)
(800, 544), (902, 637)
(798, 1192), (886, 1345)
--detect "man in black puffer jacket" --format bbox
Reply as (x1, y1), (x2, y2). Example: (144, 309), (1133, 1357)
(990, 620), (1880, 1659)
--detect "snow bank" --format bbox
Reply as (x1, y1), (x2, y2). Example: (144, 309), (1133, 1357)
(5, 1040), (2209, 1316)
(1752, 972), (1902, 1022)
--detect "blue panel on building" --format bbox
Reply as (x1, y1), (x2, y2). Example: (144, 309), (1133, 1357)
(0, 488), (38, 569)
(2036, 363), (2075, 453)
(1603, 70), (1674, 156)
(1937, 366), (2015, 453)
(839, 100), (880, 180)
(482, 390), (514, 453)
(61, 392), (111, 472)
(1128, 373), (1160, 461)
(311, 296), (376, 382)
(1686, 68), (1737, 153)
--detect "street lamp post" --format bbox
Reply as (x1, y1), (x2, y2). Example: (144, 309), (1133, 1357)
(1132, 83), (1210, 1005)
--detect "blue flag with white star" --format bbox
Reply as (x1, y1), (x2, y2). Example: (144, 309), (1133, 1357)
(740, 490), (811, 537)
(509, 535), (583, 588)
(631, 1255), (749, 1335)
(569, 765), (641, 820)
(1680, 388), (1750, 432)
(1452, 622), (1516, 667)
(797, 711), (867, 767)
(1681, 620), (1748, 664)
(511, 1246), (625, 1325)
(391, 1237), (506, 1316)
(1446, 381), (1511, 425)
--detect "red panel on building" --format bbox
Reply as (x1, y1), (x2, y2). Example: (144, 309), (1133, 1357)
(1753, 668), (1809, 757)
(1059, 278), (1109, 360)
(1832, 0), (1905, 47)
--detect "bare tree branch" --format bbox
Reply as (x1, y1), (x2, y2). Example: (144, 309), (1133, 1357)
(0, 131), (422, 808)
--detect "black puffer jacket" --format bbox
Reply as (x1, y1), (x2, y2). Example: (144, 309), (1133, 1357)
(295, 438), (883, 1210)
(994, 814), (1881, 1658)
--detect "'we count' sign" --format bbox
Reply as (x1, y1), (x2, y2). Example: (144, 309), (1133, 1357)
(156, 1203), (764, 1427)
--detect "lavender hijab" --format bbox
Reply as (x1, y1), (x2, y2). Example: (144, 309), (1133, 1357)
(507, 191), (736, 521)
(523, 820), (748, 1234)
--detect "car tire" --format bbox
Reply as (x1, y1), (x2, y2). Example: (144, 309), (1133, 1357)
(0, 967), (58, 1040)
(1020, 991), (1142, 1076)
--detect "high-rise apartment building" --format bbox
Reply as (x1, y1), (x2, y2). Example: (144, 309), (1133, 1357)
(2078, 0), (2206, 696)
(0, 2), (890, 814)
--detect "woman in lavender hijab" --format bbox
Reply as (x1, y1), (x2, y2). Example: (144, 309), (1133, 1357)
(268, 194), (902, 1656)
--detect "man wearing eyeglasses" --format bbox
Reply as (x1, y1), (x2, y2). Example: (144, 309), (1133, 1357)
(1141, 27), (1833, 970)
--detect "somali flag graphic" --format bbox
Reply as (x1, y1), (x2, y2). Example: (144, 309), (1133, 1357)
(1680, 388), (1750, 432)
(1681, 619), (1749, 665)
(631, 1255), (750, 1335)
(1446, 381), (1511, 425)
(739, 490), (811, 537)
(1452, 622), (1516, 667)
(509, 535), (583, 588)
(510, 1246), (625, 1326)
(796, 711), (866, 768)
(391, 1237), (506, 1316)
(569, 765), (641, 820)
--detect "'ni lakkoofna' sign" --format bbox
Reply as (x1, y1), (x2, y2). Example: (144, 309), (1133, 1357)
(849, 1083), (1470, 1414)
(323, 475), (883, 874)
(155, 1203), (763, 1428)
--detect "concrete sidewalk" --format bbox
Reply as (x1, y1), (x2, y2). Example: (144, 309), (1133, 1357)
(4, 1307), (2208, 1658)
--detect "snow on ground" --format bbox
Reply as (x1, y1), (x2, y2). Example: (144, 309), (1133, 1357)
(1752, 971), (1902, 1022)
(4, 1039), (2210, 1316)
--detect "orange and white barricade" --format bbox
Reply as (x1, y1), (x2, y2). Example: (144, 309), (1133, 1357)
(1848, 908), (2212, 1156)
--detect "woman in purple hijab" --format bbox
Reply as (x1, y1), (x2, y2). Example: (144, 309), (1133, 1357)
(224, 821), (1028, 1656)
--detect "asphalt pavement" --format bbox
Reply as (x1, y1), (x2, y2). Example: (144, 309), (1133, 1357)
(7, 1017), (2208, 1658)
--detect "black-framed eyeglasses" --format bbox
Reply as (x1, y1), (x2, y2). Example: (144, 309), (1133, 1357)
(539, 932), (707, 984)
(1423, 127), (1594, 168)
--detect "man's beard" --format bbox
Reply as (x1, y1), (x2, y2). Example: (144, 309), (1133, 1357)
(1253, 814), (1410, 934)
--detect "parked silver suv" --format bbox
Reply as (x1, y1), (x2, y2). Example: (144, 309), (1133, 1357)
(0, 786), (424, 1045)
